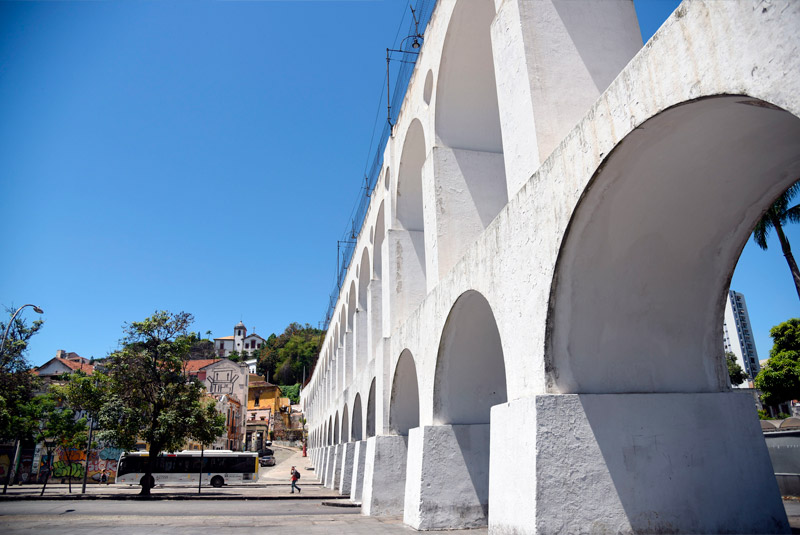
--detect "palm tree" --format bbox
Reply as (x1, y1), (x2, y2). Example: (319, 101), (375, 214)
(752, 181), (800, 301)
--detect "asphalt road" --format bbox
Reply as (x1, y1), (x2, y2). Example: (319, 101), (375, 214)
(0, 499), (480, 534)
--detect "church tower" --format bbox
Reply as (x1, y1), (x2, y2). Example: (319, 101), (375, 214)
(233, 321), (246, 353)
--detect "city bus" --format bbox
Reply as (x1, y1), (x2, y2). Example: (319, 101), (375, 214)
(116, 450), (259, 488)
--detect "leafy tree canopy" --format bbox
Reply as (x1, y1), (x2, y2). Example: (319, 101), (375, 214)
(32, 392), (91, 493)
(753, 181), (800, 300)
(255, 323), (323, 385)
(726, 352), (748, 386)
(97, 311), (225, 496)
(754, 318), (800, 407)
(0, 306), (43, 442)
(280, 383), (301, 404)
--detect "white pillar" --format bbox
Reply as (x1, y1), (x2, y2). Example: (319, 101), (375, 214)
(490, 0), (642, 197)
(337, 442), (355, 495)
(361, 435), (409, 516)
(323, 446), (335, 487)
(404, 425), (490, 530)
(327, 444), (343, 490)
(489, 393), (788, 534)
(350, 440), (367, 503)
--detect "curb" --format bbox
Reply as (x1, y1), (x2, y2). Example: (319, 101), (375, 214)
(0, 494), (352, 502)
(322, 500), (361, 508)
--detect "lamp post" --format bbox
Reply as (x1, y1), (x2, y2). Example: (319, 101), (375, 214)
(0, 303), (44, 365)
(1, 304), (44, 494)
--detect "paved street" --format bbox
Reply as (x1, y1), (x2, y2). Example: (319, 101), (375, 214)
(0, 447), (796, 534)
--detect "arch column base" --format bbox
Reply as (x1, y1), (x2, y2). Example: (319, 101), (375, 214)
(489, 393), (789, 534)
(361, 435), (408, 516)
(404, 424), (490, 530)
(350, 440), (367, 503)
(327, 444), (342, 489)
(337, 442), (355, 495)
(323, 446), (335, 487)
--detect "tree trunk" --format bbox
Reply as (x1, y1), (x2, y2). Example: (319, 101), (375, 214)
(39, 454), (53, 497)
(772, 216), (800, 302)
(140, 445), (161, 497)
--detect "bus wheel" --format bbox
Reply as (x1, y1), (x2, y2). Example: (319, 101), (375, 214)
(210, 476), (224, 488)
(140, 475), (155, 489)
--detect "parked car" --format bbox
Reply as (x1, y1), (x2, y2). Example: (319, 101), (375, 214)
(259, 455), (276, 467)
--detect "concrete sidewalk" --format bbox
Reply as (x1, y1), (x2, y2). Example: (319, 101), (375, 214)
(0, 448), (341, 501)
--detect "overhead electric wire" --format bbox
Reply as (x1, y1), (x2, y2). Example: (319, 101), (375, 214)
(322, 0), (435, 330)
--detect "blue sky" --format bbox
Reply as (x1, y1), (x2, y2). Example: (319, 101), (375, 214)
(1, 0), (796, 368)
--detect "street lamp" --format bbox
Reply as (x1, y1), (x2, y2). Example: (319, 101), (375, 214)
(0, 303), (45, 362)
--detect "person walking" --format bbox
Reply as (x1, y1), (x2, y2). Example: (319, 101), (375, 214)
(290, 466), (301, 494)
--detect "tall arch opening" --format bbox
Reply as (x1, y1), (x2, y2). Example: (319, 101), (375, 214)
(542, 95), (800, 534)
(392, 120), (429, 327)
(366, 378), (377, 438)
(406, 291), (507, 530)
(389, 350), (420, 436)
(431, 0), (508, 277)
(341, 404), (350, 443)
(435, 0), (503, 153)
(434, 291), (507, 424)
(333, 412), (340, 444)
(372, 203), (386, 356)
(346, 282), (356, 387)
(356, 249), (370, 370)
(548, 96), (800, 395)
(352, 393), (363, 441)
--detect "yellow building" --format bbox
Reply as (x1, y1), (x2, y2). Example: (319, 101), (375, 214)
(245, 375), (288, 450)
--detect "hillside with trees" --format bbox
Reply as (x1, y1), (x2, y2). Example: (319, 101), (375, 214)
(256, 323), (323, 398)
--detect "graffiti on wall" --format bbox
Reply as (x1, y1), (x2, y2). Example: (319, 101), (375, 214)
(50, 444), (123, 481)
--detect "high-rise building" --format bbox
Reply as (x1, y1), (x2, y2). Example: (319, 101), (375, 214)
(723, 290), (760, 386)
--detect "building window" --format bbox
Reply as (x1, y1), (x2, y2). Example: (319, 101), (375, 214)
(220, 342), (224, 349)
(238, 330), (242, 336)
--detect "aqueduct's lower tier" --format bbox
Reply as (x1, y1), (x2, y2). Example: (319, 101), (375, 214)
(302, 1), (800, 532)
(310, 392), (782, 533)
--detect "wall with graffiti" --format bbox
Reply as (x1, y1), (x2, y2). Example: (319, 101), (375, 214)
(50, 444), (123, 482)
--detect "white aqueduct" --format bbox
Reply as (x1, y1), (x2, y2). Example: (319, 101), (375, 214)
(300, 1), (800, 532)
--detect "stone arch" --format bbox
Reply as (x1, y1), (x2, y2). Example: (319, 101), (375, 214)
(430, 0), (507, 277)
(405, 290), (508, 529)
(373, 202), (385, 280)
(341, 404), (350, 443)
(434, 290), (507, 424)
(334, 411), (340, 444)
(352, 393), (363, 441)
(435, 0), (503, 154)
(366, 378), (376, 438)
(396, 118), (427, 232)
(345, 281), (357, 386)
(356, 248), (370, 369)
(372, 203), (386, 355)
(389, 350), (420, 436)
(392, 119), (429, 327)
(548, 95), (800, 394)
(327, 416), (332, 446)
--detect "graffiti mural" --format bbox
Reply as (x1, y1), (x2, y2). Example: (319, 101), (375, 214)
(50, 444), (122, 482)
(207, 368), (239, 395)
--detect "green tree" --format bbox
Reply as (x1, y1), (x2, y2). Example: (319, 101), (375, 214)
(279, 383), (301, 404)
(32, 392), (90, 495)
(0, 307), (43, 442)
(754, 318), (800, 408)
(256, 324), (323, 385)
(97, 311), (225, 497)
(753, 181), (800, 301)
(726, 352), (748, 386)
